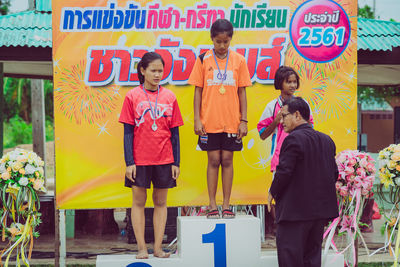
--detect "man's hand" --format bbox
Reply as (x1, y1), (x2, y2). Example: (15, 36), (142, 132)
(172, 165), (180, 180)
(125, 165), (136, 182)
(267, 193), (274, 212)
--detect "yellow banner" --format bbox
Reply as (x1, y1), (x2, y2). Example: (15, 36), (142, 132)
(52, 0), (357, 209)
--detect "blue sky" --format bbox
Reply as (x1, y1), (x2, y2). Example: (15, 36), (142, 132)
(8, 0), (400, 21)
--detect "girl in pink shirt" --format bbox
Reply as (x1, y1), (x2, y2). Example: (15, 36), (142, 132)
(257, 66), (313, 233)
(258, 66), (313, 172)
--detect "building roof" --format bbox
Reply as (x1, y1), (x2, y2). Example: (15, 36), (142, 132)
(0, 0), (51, 48)
(358, 17), (400, 51)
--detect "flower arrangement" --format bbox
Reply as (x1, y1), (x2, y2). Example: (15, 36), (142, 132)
(376, 144), (400, 266)
(378, 144), (400, 189)
(336, 150), (376, 198)
(324, 150), (375, 267)
(0, 148), (46, 266)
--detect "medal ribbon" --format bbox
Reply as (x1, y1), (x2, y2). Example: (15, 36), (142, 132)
(142, 85), (159, 123)
(212, 49), (230, 84)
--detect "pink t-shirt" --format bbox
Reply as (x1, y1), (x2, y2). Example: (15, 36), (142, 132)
(119, 85), (184, 166)
(257, 96), (314, 172)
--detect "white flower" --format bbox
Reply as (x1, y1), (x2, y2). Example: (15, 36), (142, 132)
(24, 164), (36, 175)
(27, 152), (38, 165)
(8, 150), (19, 161)
(0, 163), (5, 173)
(16, 154), (28, 163)
(379, 159), (389, 169)
(33, 179), (46, 192)
(18, 177), (29, 186)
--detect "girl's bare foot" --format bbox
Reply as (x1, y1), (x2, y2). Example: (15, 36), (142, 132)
(136, 250), (149, 259)
(153, 250), (170, 258)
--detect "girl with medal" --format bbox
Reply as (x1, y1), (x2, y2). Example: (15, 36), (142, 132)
(257, 66), (314, 234)
(119, 52), (184, 259)
(188, 19), (252, 219)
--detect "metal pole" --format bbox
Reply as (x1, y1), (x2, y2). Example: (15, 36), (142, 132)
(60, 209), (67, 267)
(257, 205), (265, 242)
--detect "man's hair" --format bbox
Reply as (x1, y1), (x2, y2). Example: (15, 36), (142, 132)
(210, 19), (234, 38)
(283, 97), (310, 121)
(274, 66), (300, 90)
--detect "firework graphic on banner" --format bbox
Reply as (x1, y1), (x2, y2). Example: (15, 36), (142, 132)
(55, 60), (120, 124)
(294, 63), (326, 110)
(284, 42), (354, 78)
(285, 0), (356, 76)
(313, 73), (352, 123)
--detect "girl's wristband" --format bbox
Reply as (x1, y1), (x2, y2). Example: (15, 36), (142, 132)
(240, 119), (248, 123)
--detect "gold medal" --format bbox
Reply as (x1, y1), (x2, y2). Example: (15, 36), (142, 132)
(219, 85), (226, 95)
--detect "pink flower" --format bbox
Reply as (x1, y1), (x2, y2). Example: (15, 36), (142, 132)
(345, 166), (354, 175)
(359, 158), (368, 168)
(336, 181), (343, 190)
(337, 154), (347, 164)
(346, 174), (355, 182)
(353, 176), (362, 188)
(340, 186), (348, 196)
(348, 158), (357, 167)
(356, 168), (366, 177)
(366, 163), (375, 173)
(362, 189), (369, 195)
(340, 215), (355, 234)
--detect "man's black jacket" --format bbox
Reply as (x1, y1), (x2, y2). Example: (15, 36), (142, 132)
(270, 123), (339, 223)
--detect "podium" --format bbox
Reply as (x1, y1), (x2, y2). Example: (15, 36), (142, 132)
(96, 215), (343, 267)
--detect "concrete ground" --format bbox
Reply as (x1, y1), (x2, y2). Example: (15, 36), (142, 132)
(5, 211), (395, 266)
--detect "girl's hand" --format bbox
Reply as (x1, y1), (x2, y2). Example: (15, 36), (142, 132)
(194, 119), (206, 135)
(172, 165), (180, 180)
(125, 165), (136, 182)
(274, 110), (282, 123)
(237, 121), (248, 139)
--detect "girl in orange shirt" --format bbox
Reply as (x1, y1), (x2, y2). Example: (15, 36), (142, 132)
(188, 19), (252, 219)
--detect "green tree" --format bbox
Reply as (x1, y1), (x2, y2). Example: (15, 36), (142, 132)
(0, 0), (10, 15)
(358, 5), (375, 19)
(2, 78), (54, 123)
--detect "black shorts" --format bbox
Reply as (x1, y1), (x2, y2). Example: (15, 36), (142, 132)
(197, 133), (243, 151)
(124, 164), (176, 189)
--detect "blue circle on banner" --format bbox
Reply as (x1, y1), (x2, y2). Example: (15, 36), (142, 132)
(126, 263), (152, 267)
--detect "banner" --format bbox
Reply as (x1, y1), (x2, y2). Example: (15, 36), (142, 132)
(52, 0), (357, 209)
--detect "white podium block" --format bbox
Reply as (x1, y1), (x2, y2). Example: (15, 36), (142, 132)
(96, 215), (344, 267)
(178, 215), (261, 267)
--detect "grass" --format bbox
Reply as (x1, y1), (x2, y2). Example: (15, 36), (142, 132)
(359, 264), (392, 267)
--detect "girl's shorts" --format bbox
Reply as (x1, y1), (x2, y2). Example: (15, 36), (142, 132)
(124, 164), (176, 189)
(197, 133), (243, 151)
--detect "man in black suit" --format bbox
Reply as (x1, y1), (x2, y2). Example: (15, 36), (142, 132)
(268, 97), (338, 267)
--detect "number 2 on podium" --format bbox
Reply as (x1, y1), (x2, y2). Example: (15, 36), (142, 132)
(202, 223), (227, 267)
